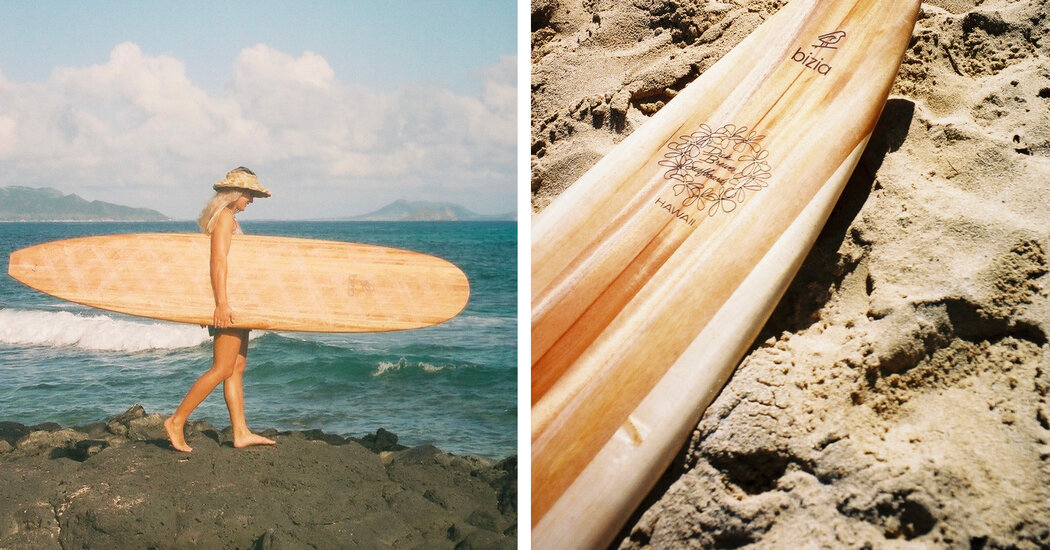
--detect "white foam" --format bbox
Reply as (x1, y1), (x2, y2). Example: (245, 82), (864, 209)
(0, 309), (211, 352)
(373, 357), (454, 377)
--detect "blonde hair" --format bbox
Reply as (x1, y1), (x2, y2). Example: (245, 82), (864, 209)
(197, 190), (246, 234)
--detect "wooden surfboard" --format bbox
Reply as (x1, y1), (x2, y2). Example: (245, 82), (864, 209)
(8, 233), (469, 333)
(531, 0), (921, 547)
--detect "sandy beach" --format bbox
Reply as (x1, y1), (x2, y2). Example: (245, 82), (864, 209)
(533, 0), (1050, 547)
(0, 406), (516, 549)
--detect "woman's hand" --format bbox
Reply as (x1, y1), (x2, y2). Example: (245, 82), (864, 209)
(213, 302), (235, 329)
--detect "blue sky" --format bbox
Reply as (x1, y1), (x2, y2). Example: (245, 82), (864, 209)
(0, 1), (516, 219)
(0, 1), (512, 94)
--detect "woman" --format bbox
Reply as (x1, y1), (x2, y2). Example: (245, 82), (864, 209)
(164, 167), (276, 452)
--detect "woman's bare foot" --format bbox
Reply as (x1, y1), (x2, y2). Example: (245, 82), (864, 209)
(233, 432), (276, 449)
(164, 416), (192, 452)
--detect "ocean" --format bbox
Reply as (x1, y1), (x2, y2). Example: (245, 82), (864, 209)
(0, 221), (516, 459)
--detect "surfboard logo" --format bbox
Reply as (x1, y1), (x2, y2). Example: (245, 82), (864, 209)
(346, 273), (376, 297)
(814, 30), (846, 49)
(657, 123), (772, 220)
(792, 30), (846, 75)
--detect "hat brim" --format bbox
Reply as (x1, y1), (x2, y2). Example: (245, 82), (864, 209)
(214, 184), (271, 198)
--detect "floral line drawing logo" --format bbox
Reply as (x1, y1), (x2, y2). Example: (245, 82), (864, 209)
(657, 123), (772, 219)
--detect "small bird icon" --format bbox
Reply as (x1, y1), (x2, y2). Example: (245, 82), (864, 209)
(814, 31), (846, 49)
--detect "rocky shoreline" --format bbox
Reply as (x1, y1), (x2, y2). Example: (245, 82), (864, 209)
(0, 405), (516, 549)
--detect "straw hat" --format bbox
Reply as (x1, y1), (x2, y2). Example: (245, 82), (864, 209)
(213, 167), (271, 198)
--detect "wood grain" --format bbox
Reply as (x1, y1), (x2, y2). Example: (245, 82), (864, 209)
(531, 0), (921, 547)
(8, 233), (469, 333)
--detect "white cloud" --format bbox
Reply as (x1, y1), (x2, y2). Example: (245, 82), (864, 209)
(0, 43), (516, 219)
(235, 44), (335, 89)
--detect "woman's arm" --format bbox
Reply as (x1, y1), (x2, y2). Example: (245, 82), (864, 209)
(210, 209), (236, 328)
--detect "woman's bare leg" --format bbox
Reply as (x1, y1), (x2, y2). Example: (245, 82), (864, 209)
(223, 332), (275, 448)
(164, 331), (243, 452)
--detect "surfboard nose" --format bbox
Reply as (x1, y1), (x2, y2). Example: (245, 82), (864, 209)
(9, 247), (36, 285)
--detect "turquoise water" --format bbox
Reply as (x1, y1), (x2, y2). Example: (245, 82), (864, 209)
(0, 221), (516, 458)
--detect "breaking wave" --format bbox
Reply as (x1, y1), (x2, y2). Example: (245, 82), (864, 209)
(0, 309), (211, 352)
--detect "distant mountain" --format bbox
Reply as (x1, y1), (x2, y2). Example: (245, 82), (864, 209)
(0, 186), (170, 222)
(349, 200), (515, 222)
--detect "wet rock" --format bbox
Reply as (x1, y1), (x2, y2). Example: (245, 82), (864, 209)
(356, 427), (406, 453)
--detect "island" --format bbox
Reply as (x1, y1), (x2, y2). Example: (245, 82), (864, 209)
(0, 186), (170, 222)
(348, 200), (515, 222)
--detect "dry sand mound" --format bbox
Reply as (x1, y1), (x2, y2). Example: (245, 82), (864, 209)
(532, 0), (1050, 547)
